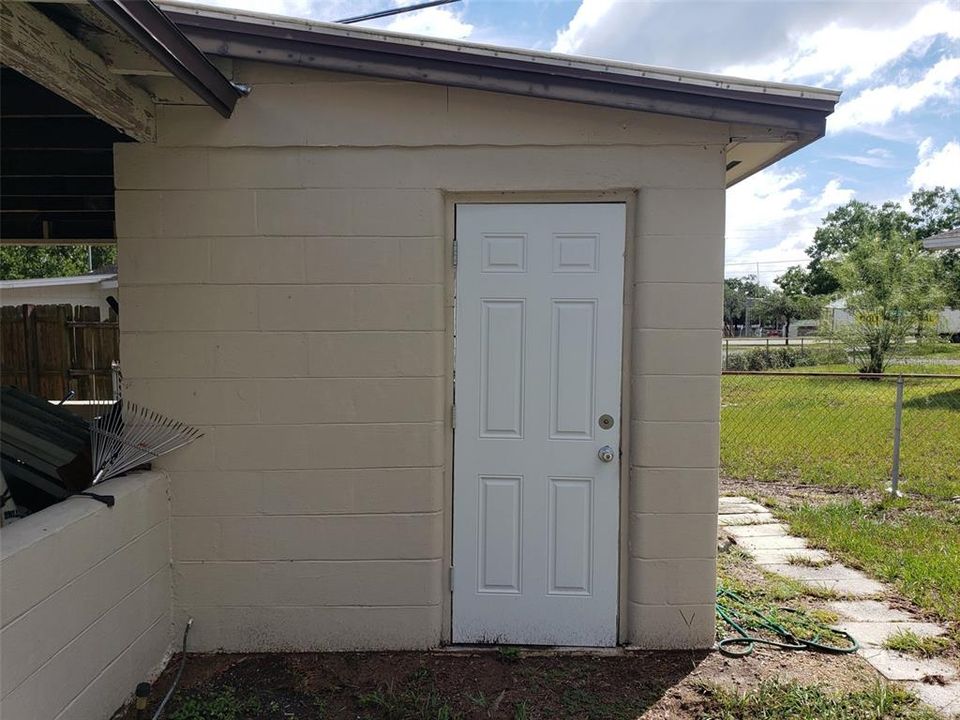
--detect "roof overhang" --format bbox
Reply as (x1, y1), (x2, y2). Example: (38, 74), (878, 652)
(923, 228), (960, 250)
(160, 2), (839, 187)
(89, 0), (245, 118)
(0, 273), (118, 289)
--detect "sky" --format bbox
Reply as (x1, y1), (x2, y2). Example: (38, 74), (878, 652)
(191, 0), (960, 285)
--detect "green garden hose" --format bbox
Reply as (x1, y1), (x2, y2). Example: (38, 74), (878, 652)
(716, 588), (859, 658)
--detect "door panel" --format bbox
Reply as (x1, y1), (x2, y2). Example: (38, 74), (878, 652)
(453, 203), (625, 647)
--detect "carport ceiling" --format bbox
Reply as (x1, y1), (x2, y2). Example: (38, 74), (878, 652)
(0, 67), (129, 244)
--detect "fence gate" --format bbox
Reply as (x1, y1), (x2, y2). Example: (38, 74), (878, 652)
(0, 304), (119, 401)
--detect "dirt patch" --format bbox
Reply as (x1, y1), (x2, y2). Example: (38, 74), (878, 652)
(114, 644), (886, 720)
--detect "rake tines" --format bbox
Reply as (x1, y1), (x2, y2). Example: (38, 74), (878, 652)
(90, 400), (203, 485)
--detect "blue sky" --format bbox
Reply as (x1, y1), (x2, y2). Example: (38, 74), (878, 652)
(193, 0), (960, 285)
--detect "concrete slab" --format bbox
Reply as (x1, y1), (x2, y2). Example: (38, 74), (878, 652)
(718, 512), (776, 526)
(735, 535), (808, 551)
(906, 680), (960, 713)
(719, 503), (769, 515)
(828, 600), (914, 623)
(724, 523), (790, 538)
(764, 564), (886, 596)
(861, 650), (957, 682)
(747, 548), (832, 565)
(836, 621), (946, 648)
(719, 496), (753, 505)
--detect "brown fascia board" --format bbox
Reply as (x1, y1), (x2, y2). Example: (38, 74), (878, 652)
(163, 8), (836, 136)
(89, 0), (244, 118)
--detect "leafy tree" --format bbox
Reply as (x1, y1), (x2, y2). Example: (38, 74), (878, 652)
(760, 287), (823, 344)
(724, 276), (768, 335)
(830, 232), (945, 374)
(0, 245), (116, 280)
(806, 200), (912, 295)
(804, 187), (960, 303)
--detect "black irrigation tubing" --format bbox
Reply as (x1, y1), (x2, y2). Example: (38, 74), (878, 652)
(716, 588), (859, 659)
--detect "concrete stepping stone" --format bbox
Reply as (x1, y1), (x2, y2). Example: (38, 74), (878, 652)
(835, 621), (945, 648)
(719, 503), (769, 515)
(906, 681), (960, 715)
(747, 547), (832, 566)
(719, 496), (753, 505)
(735, 535), (808, 551)
(828, 600), (913, 623)
(858, 649), (957, 682)
(765, 564), (886, 597)
(724, 523), (789, 538)
(718, 512), (776, 526)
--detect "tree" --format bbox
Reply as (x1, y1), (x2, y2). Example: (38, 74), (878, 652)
(803, 187), (960, 303)
(761, 287), (823, 344)
(831, 232), (945, 374)
(724, 276), (768, 335)
(0, 245), (116, 280)
(806, 200), (912, 295)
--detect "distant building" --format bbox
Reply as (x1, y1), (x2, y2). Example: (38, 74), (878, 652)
(0, 269), (117, 317)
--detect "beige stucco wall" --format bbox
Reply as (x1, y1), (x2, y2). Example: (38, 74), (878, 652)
(0, 471), (171, 720)
(115, 64), (724, 650)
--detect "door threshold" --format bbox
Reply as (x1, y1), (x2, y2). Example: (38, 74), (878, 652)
(434, 645), (629, 657)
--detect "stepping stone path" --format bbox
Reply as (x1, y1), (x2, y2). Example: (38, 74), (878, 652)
(719, 496), (960, 718)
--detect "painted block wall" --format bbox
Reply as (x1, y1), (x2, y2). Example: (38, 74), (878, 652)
(0, 472), (171, 720)
(115, 64), (725, 650)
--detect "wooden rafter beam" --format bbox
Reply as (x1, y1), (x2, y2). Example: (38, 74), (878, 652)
(0, 0), (155, 142)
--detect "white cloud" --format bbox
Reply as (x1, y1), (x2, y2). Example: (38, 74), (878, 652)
(829, 57), (960, 133)
(550, 0), (933, 80)
(726, 170), (855, 280)
(553, 0), (619, 55)
(909, 138), (960, 189)
(385, 5), (473, 40)
(722, 1), (960, 86)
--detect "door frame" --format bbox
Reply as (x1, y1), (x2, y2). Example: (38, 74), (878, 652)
(441, 190), (639, 645)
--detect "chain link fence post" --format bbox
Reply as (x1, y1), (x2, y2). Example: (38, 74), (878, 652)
(890, 374), (904, 498)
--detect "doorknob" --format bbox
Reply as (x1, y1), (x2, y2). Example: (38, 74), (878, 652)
(597, 445), (615, 463)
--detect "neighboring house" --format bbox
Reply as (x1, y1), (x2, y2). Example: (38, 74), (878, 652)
(922, 227), (960, 250)
(0, 1), (839, 717)
(0, 270), (118, 317)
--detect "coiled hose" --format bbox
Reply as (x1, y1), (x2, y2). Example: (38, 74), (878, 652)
(716, 588), (859, 658)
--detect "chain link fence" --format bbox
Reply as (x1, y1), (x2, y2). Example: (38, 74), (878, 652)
(720, 371), (960, 500)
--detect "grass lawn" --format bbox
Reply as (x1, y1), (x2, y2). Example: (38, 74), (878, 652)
(721, 367), (960, 629)
(721, 373), (960, 500)
(782, 499), (960, 625)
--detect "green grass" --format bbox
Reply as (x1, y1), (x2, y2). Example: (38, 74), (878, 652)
(721, 373), (960, 500)
(695, 679), (940, 720)
(783, 500), (960, 624)
(168, 687), (259, 720)
(882, 629), (952, 657)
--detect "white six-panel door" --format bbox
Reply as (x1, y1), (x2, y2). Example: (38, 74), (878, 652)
(452, 203), (626, 646)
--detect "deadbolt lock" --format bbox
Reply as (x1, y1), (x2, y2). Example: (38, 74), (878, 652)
(598, 414), (614, 430)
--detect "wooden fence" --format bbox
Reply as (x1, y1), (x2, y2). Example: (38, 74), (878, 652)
(0, 304), (119, 401)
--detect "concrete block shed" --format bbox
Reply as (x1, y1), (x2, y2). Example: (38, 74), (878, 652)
(0, 0), (839, 686)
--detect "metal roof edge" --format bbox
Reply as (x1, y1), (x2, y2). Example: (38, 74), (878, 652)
(159, 1), (839, 104)
(89, 0), (244, 118)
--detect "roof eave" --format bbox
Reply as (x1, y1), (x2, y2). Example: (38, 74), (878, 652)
(89, 0), (243, 118)
(163, 7), (836, 136)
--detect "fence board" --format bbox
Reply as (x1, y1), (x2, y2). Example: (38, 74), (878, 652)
(0, 304), (118, 401)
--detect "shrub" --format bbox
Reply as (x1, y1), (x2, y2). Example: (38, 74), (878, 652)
(725, 345), (848, 371)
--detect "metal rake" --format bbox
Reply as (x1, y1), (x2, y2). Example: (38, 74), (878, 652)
(90, 399), (203, 485)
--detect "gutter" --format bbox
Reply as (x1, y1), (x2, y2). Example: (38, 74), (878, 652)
(89, 0), (246, 118)
(162, 6), (837, 135)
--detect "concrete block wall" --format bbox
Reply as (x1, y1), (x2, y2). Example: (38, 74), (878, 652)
(115, 64), (725, 649)
(0, 472), (171, 720)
